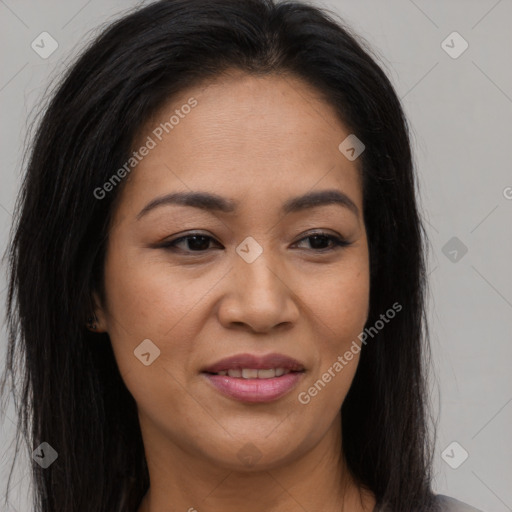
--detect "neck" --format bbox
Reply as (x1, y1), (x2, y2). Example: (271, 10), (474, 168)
(136, 411), (375, 512)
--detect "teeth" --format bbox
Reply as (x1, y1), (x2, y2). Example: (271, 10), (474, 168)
(215, 368), (291, 379)
(257, 369), (276, 379)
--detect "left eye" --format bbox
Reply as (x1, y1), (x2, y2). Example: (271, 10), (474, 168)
(161, 232), (350, 253)
(294, 233), (351, 251)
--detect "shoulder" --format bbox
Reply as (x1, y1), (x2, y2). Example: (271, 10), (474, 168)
(435, 494), (484, 512)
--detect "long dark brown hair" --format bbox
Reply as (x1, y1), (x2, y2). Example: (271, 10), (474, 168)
(1, 1), (436, 510)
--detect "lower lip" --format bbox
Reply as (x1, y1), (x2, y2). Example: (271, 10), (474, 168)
(202, 372), (304, 403)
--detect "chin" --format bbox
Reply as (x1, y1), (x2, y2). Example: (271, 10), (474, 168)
(197, 435), (304, 472)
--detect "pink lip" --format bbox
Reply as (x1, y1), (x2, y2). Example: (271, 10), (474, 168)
(201, 352), (306, 403)
(202, 352), (305, 373)
(203, 372), (304, 403)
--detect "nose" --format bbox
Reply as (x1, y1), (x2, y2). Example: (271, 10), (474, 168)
(217, 246), (300, 333)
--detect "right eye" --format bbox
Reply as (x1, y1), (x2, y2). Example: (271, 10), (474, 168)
(160, 233), (223, 253)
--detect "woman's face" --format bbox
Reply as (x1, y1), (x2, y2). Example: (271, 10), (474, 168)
(95, 70), (370, 471)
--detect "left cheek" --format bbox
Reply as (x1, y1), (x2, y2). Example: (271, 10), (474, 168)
(315, 286), (369, 374)
(322, 288), (369, 339)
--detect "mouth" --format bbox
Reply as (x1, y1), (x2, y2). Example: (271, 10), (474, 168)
(205, 367), (299, 378)
(201, 353), (306, 403)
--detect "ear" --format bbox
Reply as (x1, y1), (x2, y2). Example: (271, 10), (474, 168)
(87, 291), (108, 333)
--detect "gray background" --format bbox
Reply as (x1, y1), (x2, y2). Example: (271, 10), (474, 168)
(0, 1), (511, 511)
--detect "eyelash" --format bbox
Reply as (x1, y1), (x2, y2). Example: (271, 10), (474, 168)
(160, 231), (352, 254)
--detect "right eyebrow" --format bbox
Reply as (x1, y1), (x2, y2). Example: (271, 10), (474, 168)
(137, 191), (237, 220)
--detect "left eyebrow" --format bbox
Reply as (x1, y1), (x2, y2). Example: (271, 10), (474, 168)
(282, 189), (359, 217)
(136, 188), (359, 220)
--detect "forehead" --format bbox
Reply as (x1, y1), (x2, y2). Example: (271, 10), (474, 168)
(118, 71), (363, 218)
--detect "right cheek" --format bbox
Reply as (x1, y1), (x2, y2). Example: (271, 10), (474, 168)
(108, 333), (136, 372)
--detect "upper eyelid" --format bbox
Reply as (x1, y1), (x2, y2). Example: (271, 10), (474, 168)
(163, 230), (348, 249)
(167, 229), (344, 241)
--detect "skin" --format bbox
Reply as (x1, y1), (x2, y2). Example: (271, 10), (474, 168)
(92, 69), (374, 512)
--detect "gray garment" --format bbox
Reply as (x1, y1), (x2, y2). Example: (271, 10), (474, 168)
(373, 495), (483, 511)
(436, 494), (483, 512)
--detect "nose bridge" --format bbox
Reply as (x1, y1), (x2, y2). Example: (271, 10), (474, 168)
(234, 235), (285, 298)
(218, 235), (298, 331)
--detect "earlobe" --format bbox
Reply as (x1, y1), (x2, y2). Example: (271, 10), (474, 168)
(87, 292), (107, 333)
(86, 314), (100, 332)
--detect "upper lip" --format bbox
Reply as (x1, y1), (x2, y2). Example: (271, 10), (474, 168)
(202, 353), (305, 373)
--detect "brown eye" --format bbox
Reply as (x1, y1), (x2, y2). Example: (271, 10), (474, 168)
(294, 232), (351, 252)
(160, 231), (351, 255)
(161, 233), (222, 253)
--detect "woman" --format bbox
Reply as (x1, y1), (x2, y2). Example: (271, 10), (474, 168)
(1, 0), (483, 511)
